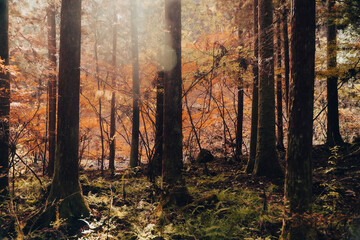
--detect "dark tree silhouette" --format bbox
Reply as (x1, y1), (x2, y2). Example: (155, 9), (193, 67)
(46, 2), (57, 177)
(281, 0), (316, 238)
(0, 0), (10, 202)
(235, 32), (244, 158)
(235, 77), (243, 158)
(275, 13), (285, 151)
(253, 0), (283, 178)
(281, 0), (290, 114)
(150, 71), (164, 180)
(246, 0), (258, 173)
(45, 0), (90, 221)
(326, 0), (343, 147)
(109, 1), (118, 175)
(162, 0), (191, 206)
(130, 0), (140, 168)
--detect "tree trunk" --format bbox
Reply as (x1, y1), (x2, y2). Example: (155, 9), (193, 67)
(162, 0), (190, 207)
(98, 97), (104, 174)
(235, 76), (243, 158)
(0, 0), (10, 202)
(275, 13), (285, 151)
(94, 27), (105, 175)
(44, 0), (90, 223)
(246, 0), (258, 173)
(326, 0), (343, 147)
(130, 0), (140, 168)
(109, 3), (117, 175)
(281, 0), (290, 114)
(254, 0), (283, 178)
(47, 2), (57, 178)
(236, 29), (244, 158)
(281, 0), (316, 238)
(151, 71), (164, 179)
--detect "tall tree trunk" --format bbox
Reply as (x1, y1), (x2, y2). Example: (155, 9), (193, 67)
(275, 13), (285, 151)
(235, 76), (243, 158)
(281, 0), (290, 114)
(0, 0), (10, 202)
(47, 2), (57, 177)
(246, 0), (259, 173)
(130, 0), (140, 168)
(98, 96), (104, 174)
(44, 0), (90, 223)
(151, 71), (164, 179)
(326, 0), (343, 147)
(281, 0), (315, 238)
(162, 0), (190, 206)
(235, 29), (244, 158)
(44, 92), (49, 176)
(254, 0), (283, 178)
(94, 27), (105, 175)
(109, 3), (117, 175)
(221, 84), (227, 153)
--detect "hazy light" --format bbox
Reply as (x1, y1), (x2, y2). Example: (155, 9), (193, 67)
(162, 46), (177, 71)
(160, 32), (177, 71)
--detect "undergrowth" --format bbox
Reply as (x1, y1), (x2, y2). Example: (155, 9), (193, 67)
(1, 146), (360, 239)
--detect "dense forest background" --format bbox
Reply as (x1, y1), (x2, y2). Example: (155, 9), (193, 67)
(0, 0), (360, 239)
(5, 0), (358, 168)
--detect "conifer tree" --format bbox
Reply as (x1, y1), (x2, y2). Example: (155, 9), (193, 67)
(162, 0), (191, 206)
(0, 0), (10, 202)
(281, 0), (316, 238)
(109, 1), (118, 175)
(253, 0), (283, 178)
(45, 0), (90, 221)
(130, 0), (140, 168)
(47, 1), (57, 177)
(326, 0), (343, 146)
(246, 0), (259, 173)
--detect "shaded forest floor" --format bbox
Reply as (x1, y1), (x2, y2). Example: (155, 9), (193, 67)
(1, 144), (360, 239)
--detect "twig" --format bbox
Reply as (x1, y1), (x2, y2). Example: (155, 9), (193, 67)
(15, 152), (43, 188)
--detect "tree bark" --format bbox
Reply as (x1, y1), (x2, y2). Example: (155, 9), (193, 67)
(281, 0), (316, 238)
(0, 0), (10, 202)
(130, 0), (140, 168)
(45, 0), (90, 222)
(326, 0), (343, 147)
(162, 0), (190, 207)
(235, 81), (243, 158)
(253, 0), (283, 178)
(151, 71), (164, 179)
(109, 3), (117, 175)
(47, 2), (57, 178)
(246, 0), (258, 173)
(235, 30), (244, 158)
(94, 25), (105, 175)
(281, 0), (290, 114)
(275, 13), (285, 151)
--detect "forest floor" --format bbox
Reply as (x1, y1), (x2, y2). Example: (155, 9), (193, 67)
(1, 144), (360, 240)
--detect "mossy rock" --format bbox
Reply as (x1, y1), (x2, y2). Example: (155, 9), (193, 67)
(195, 149), (214, 164)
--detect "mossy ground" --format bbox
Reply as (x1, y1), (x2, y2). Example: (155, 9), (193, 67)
(0, 144), (359, 239)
